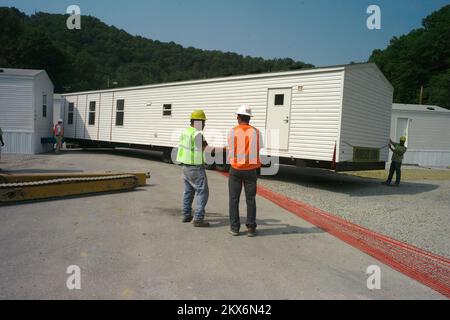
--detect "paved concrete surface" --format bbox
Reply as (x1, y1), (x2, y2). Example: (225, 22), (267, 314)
(258, 166), (450, 257)
(0, 150), (445, 299)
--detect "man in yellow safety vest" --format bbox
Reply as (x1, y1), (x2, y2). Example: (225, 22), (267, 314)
(384, 136), (408, 187)
(176, 110), (210, 227)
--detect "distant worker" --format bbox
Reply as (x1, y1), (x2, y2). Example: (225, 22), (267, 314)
(0, 127), (4, 170)
(384, 136), (407, 187)
(54, 119), (64, 154)
(227, 105), (263, 237)
(176, 110), (210, 228)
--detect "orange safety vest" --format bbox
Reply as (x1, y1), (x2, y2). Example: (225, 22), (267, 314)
(54, 124), (63, 136)
(228, 124), (261, 170)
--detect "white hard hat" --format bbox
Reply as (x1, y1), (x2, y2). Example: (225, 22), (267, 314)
(236, 104), (253, 117)
(58, 119), (63, 123)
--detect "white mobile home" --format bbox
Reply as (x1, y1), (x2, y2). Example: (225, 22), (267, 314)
(0, 68), (54, 154)
(391, 103), (450, 167)
(61, 63), (393, 171)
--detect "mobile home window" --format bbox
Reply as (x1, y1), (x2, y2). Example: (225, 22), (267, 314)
(42, 94), (47, 117)
(68, 103), (74, 125)
(274, 94), (284, 106)
(116, 100), (125, 126)
(89, 101), (96, 125)
(163, 104), (172, 117)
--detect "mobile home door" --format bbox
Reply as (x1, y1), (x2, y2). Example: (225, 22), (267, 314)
(266, 88), (292, 150)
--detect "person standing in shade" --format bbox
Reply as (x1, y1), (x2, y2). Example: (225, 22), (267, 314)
(54, 119), (64, 154)
(384, 136), (407, 187)
(0, 127), (5, 170)
(227, 105), (263, 237)
(176, 110), (210, 228)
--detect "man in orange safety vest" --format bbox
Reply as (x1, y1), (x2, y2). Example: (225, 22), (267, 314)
(227, 105), (263, 237)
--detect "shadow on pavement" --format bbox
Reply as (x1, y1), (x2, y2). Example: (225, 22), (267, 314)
(65, 148), (165, 163)
(62, 149), (440, 197)
(152, 207), (324, 237)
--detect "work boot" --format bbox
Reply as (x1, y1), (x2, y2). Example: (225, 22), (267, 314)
(182, 215), (193, 223)
(193, 220), (210, 228)
(247, 227), (257, 237)
(382, 181), (390, 186)
(228, 229), (240, 236)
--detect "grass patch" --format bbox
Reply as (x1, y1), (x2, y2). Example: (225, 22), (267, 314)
(344, 169), (450, 181)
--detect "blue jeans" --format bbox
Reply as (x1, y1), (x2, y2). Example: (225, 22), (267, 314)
(182, 165), (209, 221)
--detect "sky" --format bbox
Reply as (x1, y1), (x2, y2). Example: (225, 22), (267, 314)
(1, 0), (448, 66)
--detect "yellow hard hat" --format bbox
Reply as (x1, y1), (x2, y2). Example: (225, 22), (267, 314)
(191, 110), (207, 121)
(400, 136), (407, 142)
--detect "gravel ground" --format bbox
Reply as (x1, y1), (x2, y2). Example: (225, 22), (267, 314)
(1, 152), (449, 258)
(258, 165), (450, 258)
(1, 151), (444, 299)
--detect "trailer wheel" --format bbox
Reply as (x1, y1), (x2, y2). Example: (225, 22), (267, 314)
(162, 148), (177, 164)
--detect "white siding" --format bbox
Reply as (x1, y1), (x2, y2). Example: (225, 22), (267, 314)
(0, 76), (34, 130)
(289, 71), (344, 160)
(402, 150), (450, 167)
(53, 94), (63, 125)
(339, 64), (394, 162)
(62, 96), (76, 138)
(63, 68), (345, 161)
(0, 131), (33, 154)
(403, 113), (450, 150)
(33, 72), (54, 154)
(85, 93), (100, 140)
(76, 94), (88, 140)
(98, 92), (114, 141)
(0, 75), (34, 154)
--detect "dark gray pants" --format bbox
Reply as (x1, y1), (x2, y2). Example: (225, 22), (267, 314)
(387, 161), (402, 185)
(228, 167), (258, 231)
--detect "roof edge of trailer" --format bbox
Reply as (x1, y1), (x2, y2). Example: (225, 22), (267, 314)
(393, 103), (450, 114)
(61, 63), (379, 97)
(345, 62), (394, 91)
(0, 68), (46, 78)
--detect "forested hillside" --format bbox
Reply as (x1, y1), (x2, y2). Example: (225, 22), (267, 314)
(370, 4), (450, 109)
(0, 7), (313, 93)
(1, 5), (449, 109)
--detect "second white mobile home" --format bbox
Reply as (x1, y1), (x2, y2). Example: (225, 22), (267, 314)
(61, 63), (393, 171)
(391, 103), (450, 167)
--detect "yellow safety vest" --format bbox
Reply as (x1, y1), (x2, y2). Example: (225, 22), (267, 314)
(176, 127), (204, 165)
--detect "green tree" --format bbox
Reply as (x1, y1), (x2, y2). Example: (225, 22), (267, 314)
(370, 4), (450, 109)
(1, 7), (315, 93)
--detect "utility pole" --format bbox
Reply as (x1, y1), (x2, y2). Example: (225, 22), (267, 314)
(107, 77), (118, 88)
(419, 85), (424, 105)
